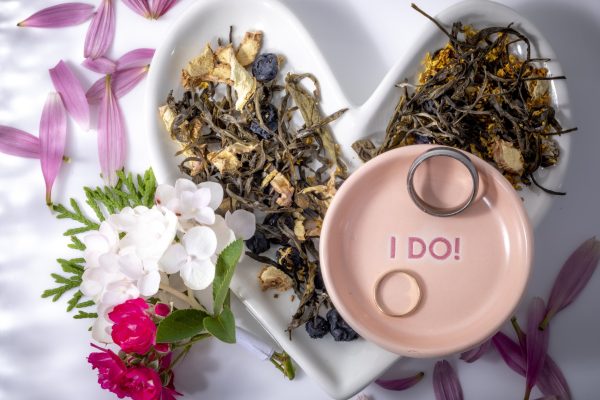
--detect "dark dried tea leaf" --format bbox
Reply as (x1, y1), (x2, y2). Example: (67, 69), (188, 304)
(160, 30), (352, 340)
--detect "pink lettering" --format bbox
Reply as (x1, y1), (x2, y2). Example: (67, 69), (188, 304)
(429, 237), (452, 260)
(408, 237), (426, 259)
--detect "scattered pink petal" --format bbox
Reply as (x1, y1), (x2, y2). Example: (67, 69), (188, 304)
(459, 339), (492, 363)
(122, 0), (152, 18)
(17, 3), (95, 28)
(150, 0), (179, 19)
(542, 237), (600, 328)
(87, 66), (150, 104)
(433, 360), (463, 400)
(82, 57), (117, 74)
(40, 93), (67, 205)
(525, 298), (550, 400)
(49, 60), (90, 131)
(537, 355), (572, 400)
(116, 48), (155, 70)
(0, 126), (40, 158)
(113, 66), (150, 98)
(84, 0), (115, 59)
(86, 76), (105, 104)
(98, 76), (125, 186)
(491, 332), (526, 377)
(376, 372), (424, 391)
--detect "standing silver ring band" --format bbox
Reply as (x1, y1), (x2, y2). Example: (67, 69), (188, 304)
(407, 147), (479, 217)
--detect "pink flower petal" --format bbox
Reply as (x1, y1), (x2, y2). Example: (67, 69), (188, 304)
(491, 332), (526, 377)
(459, 339), (492, 363)
(49, 60), (90, 131)
(17, 3), (95, 28)
(376, 372), (424, 391)
(543, 237), (600, 328)
(40, 93), (67, 205)
(86, 76), (105, 104)
(122, 0), (152, 18)
(116, 48), (155, 70)
(84, 0), (115, 59)
(98, 76), (125, 186)
(537, 355), (572, 400)
(0, 126), (40, 158)
(82, 57), (117, 74)
(86, 67), (150, 104)
(525, 297), (550, 399)
(150, 0), (179, 18)
(113, 66), (150, 98)
(433, 360), (463, 400)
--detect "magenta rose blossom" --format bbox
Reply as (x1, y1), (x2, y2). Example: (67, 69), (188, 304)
(119, 366), (162, 400)
(109, 298), (157, 354)
(88, 344), (128, 398)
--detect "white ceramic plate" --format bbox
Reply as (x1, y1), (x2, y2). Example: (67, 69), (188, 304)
(145, 0), (571, 398)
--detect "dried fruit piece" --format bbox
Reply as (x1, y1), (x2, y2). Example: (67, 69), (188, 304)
(258, 266), (293, 292)
(236, 31), (263, 67)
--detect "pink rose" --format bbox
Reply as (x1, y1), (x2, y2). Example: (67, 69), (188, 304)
(87, 344), (128, 398)
(154, 303), (170, 317)
(109, 298), (156, 354)
(119, 367), (162, 400)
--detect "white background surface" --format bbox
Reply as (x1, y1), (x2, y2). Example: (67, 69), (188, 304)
(1, 0), (600, 399)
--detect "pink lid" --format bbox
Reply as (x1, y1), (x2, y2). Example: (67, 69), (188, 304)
(320, 145), (533, 357)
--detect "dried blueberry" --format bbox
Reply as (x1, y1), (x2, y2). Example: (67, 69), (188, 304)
(326, 309), (359, 341)
(249, 104), (278, 139)
(305, 315), (329, 339)
(252, 53), (278, 82)
(264, 213), (294, 230)
(245, 231), (270, 254)
(414, 134), (433, 144)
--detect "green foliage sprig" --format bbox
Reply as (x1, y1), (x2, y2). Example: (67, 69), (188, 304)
(42, 169), (158, 318)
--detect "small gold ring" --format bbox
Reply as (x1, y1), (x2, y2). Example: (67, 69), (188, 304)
(372, 270), (422, 317)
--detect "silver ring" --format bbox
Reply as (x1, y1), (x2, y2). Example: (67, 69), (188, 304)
(407, 147), (479, 217)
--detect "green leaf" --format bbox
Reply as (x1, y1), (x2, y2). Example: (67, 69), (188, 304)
(212, 239), (243, 315)
(203, 308), (236, 344)
(74, 311), (98, 319)
(156, 309), (209, 343)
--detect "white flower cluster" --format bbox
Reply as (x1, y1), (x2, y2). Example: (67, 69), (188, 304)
(81, 178), (256, 343)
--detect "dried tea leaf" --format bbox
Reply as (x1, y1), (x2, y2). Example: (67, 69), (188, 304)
(236, 31), (263, 66)
(259, 265), (294, 292)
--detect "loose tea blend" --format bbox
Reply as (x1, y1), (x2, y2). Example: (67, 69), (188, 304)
(159, 30), (357, 340)
(353, 4), (576, 194)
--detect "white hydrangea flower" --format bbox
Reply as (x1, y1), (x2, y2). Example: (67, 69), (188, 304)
(225, 209), (256, 240)
(83, 221), (119, 269)
(160, 226), (219, 290)
(155, 179), (224, 225)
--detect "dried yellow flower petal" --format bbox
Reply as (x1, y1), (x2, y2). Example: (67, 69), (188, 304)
(236, 31), (263, 66)
(228, 46), (256, 110)
(207, 149), (240, 174)
(270, 172), (294, 207)
(158, 105), (176, 134)
(491, 138), (525, 175)
(185, 44), (214, 77)
(258, 265), (293, 292)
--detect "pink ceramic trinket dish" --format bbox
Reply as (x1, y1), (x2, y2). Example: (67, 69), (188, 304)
(320, 145), (533, 357)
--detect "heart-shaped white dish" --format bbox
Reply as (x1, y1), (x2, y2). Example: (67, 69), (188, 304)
(145, 0), (571, 398)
